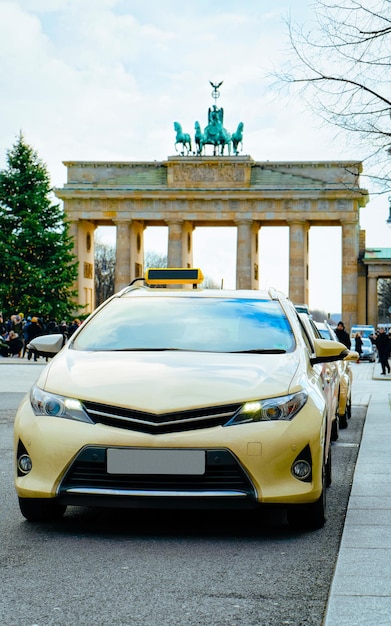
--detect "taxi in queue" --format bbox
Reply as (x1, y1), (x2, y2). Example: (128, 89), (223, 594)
(15, 268), (357, 529)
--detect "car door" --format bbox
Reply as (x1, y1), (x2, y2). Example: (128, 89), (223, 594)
(297, 314), (340, 438)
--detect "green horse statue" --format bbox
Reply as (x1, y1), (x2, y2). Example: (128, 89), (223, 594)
(174, 122), (192, 155)
(232, 122), (244, 155)
(194, 121), (205, 155)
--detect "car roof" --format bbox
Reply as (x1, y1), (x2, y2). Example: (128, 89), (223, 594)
(116, 269), (291, 303)
(118, 286), (287, 301)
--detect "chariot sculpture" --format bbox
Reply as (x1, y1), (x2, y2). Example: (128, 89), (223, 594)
(173, 81), (244, 157)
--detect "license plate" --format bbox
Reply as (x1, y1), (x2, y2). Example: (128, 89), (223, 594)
(107, 448), (206, 475)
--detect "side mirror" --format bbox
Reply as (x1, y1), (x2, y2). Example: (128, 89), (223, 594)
(310, 338), (359, 365)
(27, 333), (66, 358)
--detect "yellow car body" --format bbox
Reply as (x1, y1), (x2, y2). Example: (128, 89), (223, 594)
(297, 314), (341, 441)
(315, 320), (355, 431)
(14, 273), (356, 529)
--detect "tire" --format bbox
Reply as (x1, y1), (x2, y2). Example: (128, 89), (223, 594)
(287, 461), (327, 530)
(325, 446), (332, 488)
(287, 491), (326, 530)
(331, 415), (339, 441)
(346, 395), (352, 420)
(18, 497), (66, 522)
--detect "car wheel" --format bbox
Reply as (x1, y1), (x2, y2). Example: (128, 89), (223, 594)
(287, 461), (327, 530)
(331, 414), (339, 441)
(326, 446), (332, 488)
(18, 497), (66, 522)
(346, 396), (352, 420)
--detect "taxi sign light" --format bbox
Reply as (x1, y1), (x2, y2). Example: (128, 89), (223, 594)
(145, 268), (204, 285)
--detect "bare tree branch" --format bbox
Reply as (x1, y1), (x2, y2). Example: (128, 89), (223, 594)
(277, 0), (391, 188)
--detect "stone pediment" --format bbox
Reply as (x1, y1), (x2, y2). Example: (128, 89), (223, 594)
(165, 156), (253, 188)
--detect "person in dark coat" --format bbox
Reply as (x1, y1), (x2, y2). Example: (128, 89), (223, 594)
(375, 327), (391, 375)
(354, 332), (363, 362)
(25, 317), (42, 361)
(335, 321), (351, 349)
(7, 330), (23, 357)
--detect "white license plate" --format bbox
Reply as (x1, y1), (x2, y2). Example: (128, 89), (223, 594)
(107, 448), (206, 475)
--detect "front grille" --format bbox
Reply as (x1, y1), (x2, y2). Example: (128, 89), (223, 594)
(59, 447), (255, 498)
(82, 400), (242, 434)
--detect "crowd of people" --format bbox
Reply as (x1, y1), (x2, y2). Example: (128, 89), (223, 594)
(0, 312), (81, 360)
(335, 320), (391, 375)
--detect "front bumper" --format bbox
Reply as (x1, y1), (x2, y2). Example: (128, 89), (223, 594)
(57, 446), (256, 509)
(14, 395), (326, 509)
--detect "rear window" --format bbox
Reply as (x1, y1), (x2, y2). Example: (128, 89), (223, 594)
(350, 325), (375, 338)
(72, 297), (296, 353)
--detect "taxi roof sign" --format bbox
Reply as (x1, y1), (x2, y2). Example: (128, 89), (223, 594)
(145, 268), (204, 285)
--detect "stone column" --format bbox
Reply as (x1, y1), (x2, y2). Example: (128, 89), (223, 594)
(114, 221), (131, 292)
(357, 230), (367, 324)
(289, 221), (309, 304)
(341, 220), (360, 328)
(236, 220), (253, 289)
(252, 222), (260, 289)
(181, 221), (194, 268)
(367, 275), (378, 328)
(129, 220), (145, 282)
(80, 221), (95, 313)
(69, 219), (95, 313)
(167, 221), (184, 267)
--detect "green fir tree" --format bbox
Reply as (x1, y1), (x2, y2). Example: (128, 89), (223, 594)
(0, 133), (79, 320)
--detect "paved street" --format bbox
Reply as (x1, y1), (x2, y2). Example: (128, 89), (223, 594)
(0, 359), (45, 391)
(0, 358), (368, 626)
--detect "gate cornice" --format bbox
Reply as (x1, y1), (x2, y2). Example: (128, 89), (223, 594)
(56, 158), (368, 217)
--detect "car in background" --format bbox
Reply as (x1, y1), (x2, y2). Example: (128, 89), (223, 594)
(315, 320), (355, 431)
(350, 324), (375, 341)
(360, 337), (377, 362)
(294, 304), (311, 315)
(298, 315), (342, 441)
(16, 269), (357, 530)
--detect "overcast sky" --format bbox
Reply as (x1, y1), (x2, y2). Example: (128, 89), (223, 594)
(0, 0), (388, 313)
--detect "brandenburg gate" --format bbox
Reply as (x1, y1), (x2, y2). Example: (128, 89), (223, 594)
(55, 156), (368, 323)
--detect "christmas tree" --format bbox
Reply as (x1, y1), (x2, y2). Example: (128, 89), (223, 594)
(0, 133), (79, 320)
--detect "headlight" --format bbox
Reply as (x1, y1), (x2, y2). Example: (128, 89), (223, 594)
(224, 391), (308, 426)
(30, 385), (93, 424)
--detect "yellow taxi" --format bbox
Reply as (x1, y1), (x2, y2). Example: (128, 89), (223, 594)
(296, 312), (341, 442)
(315, 320), (354, 431)
(15, 269), (357, 529)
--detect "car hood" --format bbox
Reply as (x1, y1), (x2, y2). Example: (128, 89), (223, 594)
(38, 349), (301, 413)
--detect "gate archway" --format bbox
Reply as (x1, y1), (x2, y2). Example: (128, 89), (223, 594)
(56, 156), (368, 323)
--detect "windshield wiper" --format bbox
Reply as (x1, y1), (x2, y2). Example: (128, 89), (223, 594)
(109, 347), (186, 352)
(105, 347), (288, 354)
(230, 348), (287, 354)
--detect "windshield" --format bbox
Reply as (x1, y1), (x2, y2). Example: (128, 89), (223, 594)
(317, 326), (337, 341)
(72, 296), (296, 353)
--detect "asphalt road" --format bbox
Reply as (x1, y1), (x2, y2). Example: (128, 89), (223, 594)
(0, 383), (365, 626)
